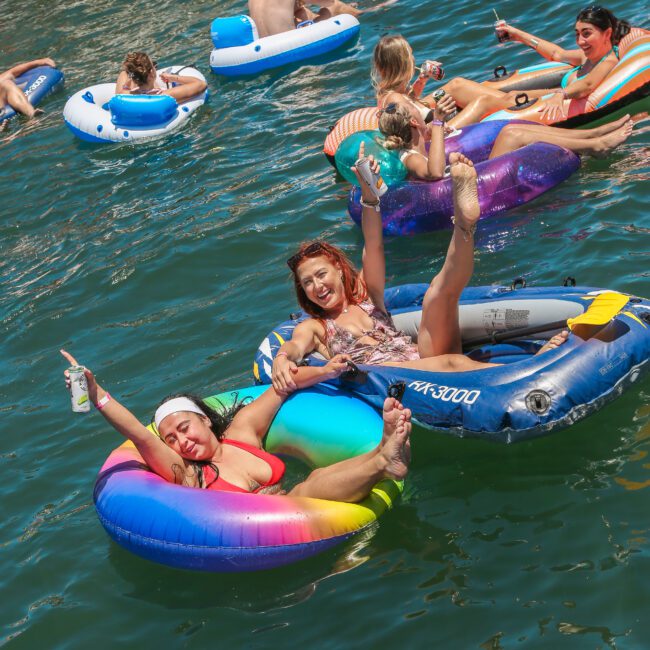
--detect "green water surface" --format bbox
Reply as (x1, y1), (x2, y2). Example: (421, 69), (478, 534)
(1, 0), (649, 647)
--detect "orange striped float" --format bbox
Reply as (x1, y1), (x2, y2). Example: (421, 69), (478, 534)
(483, 28), (650, 127)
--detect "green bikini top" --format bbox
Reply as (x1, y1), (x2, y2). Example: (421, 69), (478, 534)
(560, 45), (619, 88)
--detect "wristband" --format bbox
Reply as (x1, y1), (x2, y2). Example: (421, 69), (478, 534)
(360, 197), (381, 211)
(530, 38), (539, 49)
(95, 393), (111, 410)
(429, 120), (444, 127)
(275, 351), (289, 359)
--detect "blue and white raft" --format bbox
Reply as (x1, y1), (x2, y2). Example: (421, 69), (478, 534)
(254, 284), (650, 443)
(63, 66), (207, 143)
(209, 14), (360, 77)
(0, 65), (64, 124)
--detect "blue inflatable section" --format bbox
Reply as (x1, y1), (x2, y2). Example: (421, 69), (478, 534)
(210, 21), (360, 77)
(108, 94), (178, 127)
(254, 284), (650, 442)
(211, 15), (257, 48)
(0, 65), (64, 123)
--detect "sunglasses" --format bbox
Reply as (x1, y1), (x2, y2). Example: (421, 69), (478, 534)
(376, 102), (398, 118)
(287, 242), (325, 271)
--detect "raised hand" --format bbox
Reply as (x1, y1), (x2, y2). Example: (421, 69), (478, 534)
(60, 349), (99, 403)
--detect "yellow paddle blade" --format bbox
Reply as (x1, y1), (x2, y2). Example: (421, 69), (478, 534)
(567, 292), (629, 331)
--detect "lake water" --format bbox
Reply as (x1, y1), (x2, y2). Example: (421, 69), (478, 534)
(1, 0), (649, 647)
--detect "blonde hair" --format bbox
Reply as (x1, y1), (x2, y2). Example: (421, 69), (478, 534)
(378, 104), (413, 151)
(372, 35), (414, 98)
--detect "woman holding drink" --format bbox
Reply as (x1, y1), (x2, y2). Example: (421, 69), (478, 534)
(373, 6), (632, 127)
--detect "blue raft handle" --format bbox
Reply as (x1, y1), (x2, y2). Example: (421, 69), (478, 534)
(563, 276), (577, 287)
(511, 277), (527, 290)
(82, 91), (95, 104)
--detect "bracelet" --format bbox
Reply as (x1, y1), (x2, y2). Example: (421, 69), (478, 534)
(529, 38), (539, 49)
(451, 216), (477, 241)
(429, 120), (444, 127)
(275, 351), (289, 360)
(360, 197), (381, 212)
(95, 393), (111, 410)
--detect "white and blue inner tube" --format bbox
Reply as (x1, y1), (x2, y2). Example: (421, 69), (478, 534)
(63, 66), (207, 143)
(209, 14), (360, 77)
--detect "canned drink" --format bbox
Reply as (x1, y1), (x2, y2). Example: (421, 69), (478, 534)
(68, 365), (91, 413)
(432, 89), (457, 122)
(355, 156), (387, 198)
(420, 60), (445, 81)
(495, 20), (510, 43)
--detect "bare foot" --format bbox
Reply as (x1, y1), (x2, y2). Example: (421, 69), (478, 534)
(590, 114), (631, 136)
(536, 330), (569, 355)
(379, 410), (412, 480)
(594, 120), (634, 157)
(381, 396), (405, 447)
(450, 152), (480, 230)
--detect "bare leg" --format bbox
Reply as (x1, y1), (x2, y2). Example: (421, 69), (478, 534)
(439, 77), (508, 106)
(512, 114), (631, 139)
(288, 398), (411, 502)
(489, 121), (634, 159)
(0, 78), (37, 118)
(416, 153), (481, 358)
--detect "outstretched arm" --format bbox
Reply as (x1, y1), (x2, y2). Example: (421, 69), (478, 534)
(501, 24), (585, 66)
(159, 71), (207, 101)
(272, 318), (326, 393)
(352, 144), (386, 313)
(229, 355), (352, 445)
(4, 58), (56, 78)
(60, 350), (188, 484)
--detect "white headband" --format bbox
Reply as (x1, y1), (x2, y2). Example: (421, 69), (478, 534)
(154, 397), (206, 429)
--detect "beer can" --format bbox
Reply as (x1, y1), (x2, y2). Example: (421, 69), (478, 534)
(495, 20), (510, 43)
(69, 365), (91, 413)
(421, 60), (445, 81)
(432, 89), (457, 122)
(355, 156), (387, 197)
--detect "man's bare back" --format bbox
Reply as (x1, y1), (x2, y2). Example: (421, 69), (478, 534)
(249, 0), (362, 38)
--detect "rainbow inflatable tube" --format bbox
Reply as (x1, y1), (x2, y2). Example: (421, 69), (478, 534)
(254, 284), (650, 442)
(0, 65), (64, 125)
(483, 28), (650, 127)
(94, 385), (402, 572)
(63, 66), (207, 143)
(345, 138), (580, 236)
(209, 14), (360, 77)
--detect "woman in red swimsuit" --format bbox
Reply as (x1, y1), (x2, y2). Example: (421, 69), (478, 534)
(60, 350), (411, 502)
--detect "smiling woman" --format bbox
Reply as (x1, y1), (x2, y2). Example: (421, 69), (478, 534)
(60, 349), (411, 503)
(495, 5), (632, 121)
(272, 153), (570, 393)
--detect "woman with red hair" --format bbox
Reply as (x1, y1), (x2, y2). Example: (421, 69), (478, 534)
(272, 150), (568, 393)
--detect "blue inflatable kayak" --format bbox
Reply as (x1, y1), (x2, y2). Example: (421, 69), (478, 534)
(0, 65), (64, 123)
(254, 284), (650, 442)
